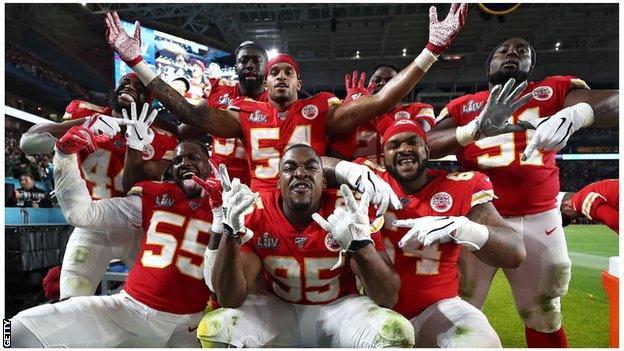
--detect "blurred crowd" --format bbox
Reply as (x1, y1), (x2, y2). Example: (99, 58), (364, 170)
(6, 43), (93, 101)
(5, 117), (55, 191)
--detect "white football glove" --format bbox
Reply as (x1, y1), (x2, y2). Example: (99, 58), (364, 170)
(456, 78), (534, 146)
(522, 102), (594, 161)
(122, 102), (157, 152)
(312, 184), (373, 252)
(334, 160), (402, 217)
(396, 216), (489, 252)
(216, 163), (256, 243)
(84, 113), (130, 138)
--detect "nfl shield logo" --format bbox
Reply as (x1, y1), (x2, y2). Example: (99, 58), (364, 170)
(294, 237), (308, 248)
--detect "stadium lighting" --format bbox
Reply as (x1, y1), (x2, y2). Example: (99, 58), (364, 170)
(355, 50), (360, 58)
(267, 48), (279, 60)
(81, 2), (88, 6)
(402, 48), (407, 56)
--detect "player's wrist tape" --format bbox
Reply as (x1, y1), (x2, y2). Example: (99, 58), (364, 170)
(455, 119), (478, 146)
(211, 207), (224, 234)
(571, 102), (595, 129)
(413, 48), (439, 73)
(203, 249), (218, 291)
(452, 220), (489, 251)
(132, 60), (158, 86)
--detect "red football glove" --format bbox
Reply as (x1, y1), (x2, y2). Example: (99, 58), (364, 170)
(56, 126), (102, 154)
(191, 175), (224, 209)
(344, 71), (371, 103)
(426, 3), (469, 55)
(105, 11), (143, 66)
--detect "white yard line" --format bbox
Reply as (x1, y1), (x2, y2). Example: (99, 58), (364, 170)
(569, 251), (611, 270)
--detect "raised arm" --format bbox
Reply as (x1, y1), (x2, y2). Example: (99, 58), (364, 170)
(326, 3), (469, 133)
(53, 129), (142, 231)
(120, 103), (172, 193)
(104, 11), (243, 138)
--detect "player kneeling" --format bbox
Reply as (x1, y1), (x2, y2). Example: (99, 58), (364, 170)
(197, 145), (414, 348)
(11, 127), (220, 347)
(335, 119), (526, 347)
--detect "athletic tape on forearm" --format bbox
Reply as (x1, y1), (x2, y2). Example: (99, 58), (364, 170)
(211, 207), (224, 234)
(19, 132), (57, 155)
(203, 249), (218, 291)
(455, 119), (478, 146)
(132, 60), (158, 86)
(454, 220), (489, 251)
(413, 48), (439, 73)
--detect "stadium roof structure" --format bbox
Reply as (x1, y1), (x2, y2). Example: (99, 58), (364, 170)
(6, 3), (619, 97)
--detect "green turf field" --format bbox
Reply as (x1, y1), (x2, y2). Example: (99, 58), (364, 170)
(483, 225), (619, 347)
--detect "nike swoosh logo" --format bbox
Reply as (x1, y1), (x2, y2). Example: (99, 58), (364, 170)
(545, 227), (556, 235)
(188, 325), (198, 332)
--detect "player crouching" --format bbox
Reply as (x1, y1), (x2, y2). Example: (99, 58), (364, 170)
(11, 126), (220, 347)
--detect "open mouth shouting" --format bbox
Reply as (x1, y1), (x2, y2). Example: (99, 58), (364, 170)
(117, 89), (138, 104)
(501, 58), (519, 70)
(179, 168), (200, 190)
(395, 153), (418, 172)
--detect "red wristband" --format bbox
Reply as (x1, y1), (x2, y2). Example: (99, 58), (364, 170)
(126, 56), (144, 67)
(425, 42), (445, 55)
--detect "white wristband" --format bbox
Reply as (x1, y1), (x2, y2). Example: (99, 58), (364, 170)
(455, 119), (478, 146)
(211, 207), (224, 234)
(574, 102), (595, 128)
(453, 220), (489, 251)
(133, 60), (158, 86)
(413, 48), (439, 73)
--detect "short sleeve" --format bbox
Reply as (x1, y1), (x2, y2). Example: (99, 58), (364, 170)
(470, 173), (496, 207)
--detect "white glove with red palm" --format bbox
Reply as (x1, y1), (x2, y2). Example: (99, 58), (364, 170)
(426, 3), (469, 55)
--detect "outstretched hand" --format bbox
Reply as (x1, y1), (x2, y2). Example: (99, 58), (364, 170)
(427, 3), (469, 55)
(105, 11), (143, 65)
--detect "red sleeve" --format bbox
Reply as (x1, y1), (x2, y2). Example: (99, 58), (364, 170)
(592, 203), (619, 234)
(62, 100), (106, 120)
(544, 75), (590, 109)
(410, 103), (436, 129)
(470, 173), (496, 208)
(148, 127), (178, 161)
(439, 97), (464, 126)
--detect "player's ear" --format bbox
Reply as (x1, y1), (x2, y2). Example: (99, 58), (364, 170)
(296, 79), (302, 92)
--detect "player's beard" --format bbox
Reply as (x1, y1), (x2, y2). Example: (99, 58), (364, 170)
(288, 196), (312, 212)
(386, 156), (426, 183)
(238, 74), (264, 95)
(488, 68), (530, 88)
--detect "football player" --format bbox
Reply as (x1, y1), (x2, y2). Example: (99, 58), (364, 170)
(559, 179), (618, 234)
(427, 37), (618, 347)
(19, 74), (177, 299)
(104, 4), (469, 192)
(330, 66), (436, 162)
(196, 144), (414, 347)
(178, 41), (269, 186)
(11, 130), (220, 346)
(323, 119), (525, 347)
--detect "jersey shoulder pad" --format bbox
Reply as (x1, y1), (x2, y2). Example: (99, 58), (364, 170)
(63, 100), (106, 120)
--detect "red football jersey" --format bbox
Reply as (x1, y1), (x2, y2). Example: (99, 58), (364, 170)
(124, 181), (213, 314)
(329, 102), (435, 162)
(358, 159), (496, 319)
(230, 92), (341, 191)
(571, 179), (619, 231)
(63, 100), (178, 199)
(240, 189), (385, 305)
(440, 76), (589, 216)
(206, 78), (268, 186)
